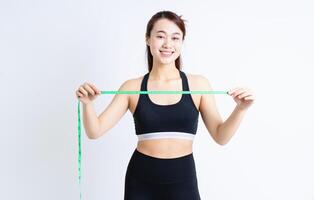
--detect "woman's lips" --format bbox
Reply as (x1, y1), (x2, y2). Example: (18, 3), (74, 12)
(159, 50), (174, 57)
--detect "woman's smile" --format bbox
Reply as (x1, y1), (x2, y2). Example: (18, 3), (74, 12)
(159, 50), (174, 57)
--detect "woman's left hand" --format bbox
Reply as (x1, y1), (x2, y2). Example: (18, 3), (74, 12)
(228, 87), (255, 111)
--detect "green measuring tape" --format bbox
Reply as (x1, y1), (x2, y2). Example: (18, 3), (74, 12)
(77, 90), (228, 199)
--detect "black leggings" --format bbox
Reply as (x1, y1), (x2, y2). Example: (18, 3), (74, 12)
(124, 148), (201, 200)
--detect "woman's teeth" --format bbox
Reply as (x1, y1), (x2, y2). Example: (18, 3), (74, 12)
(160, 51), (173, 56)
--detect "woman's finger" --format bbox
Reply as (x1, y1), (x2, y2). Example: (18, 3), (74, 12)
(229, 87), (243, 96)
(79, 86), (88, 96)
(238, 91), (252, 99)
(90, 84), (101, 94)
(76, 90), (84, 98)
(231, 88), (247, 97)
(83, 83), (96, 95)
(244, 95), (255, 100)
(228, 87), (241, 95)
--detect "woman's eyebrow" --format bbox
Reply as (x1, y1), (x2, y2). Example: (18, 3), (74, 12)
(156, 30), (181, 35)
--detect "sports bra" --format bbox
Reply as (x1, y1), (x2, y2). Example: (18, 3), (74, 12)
(132, 70), (199, 141)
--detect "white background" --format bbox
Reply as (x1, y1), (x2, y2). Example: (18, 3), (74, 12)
(1, 0), (313, 199)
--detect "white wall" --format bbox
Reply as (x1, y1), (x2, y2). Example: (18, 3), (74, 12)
(1, 0), (313, 199)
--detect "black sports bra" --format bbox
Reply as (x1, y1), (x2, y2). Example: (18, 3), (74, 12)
(132, 70), (199, 141)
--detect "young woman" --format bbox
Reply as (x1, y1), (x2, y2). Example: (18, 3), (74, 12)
(75, 10), (255, 200)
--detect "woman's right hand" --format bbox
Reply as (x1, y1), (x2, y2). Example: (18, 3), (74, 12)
(75, 82), (101, 105)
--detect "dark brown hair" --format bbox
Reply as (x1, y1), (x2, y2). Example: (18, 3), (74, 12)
(145, 10), (187, 72)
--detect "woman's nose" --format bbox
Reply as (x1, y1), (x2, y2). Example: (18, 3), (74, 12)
(163, 38), (173, 47)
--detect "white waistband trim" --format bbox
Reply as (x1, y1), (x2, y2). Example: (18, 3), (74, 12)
(137, 131), (195, 141)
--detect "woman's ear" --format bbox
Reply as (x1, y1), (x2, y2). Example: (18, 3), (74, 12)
(146, 37), (150, 46)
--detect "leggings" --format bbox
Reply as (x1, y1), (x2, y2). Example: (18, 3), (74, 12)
(124, 148), (201, 200)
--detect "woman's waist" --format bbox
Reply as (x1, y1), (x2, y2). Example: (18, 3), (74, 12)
(136, 138), (193, 159)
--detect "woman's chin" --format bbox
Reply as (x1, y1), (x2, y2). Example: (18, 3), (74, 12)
(158, 56), (178, 64)
(158, 59), (174, 65)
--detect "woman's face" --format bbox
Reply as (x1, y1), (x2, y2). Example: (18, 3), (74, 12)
(146, 18), (184, 65)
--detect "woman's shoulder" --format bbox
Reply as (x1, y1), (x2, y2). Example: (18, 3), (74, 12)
(119, 75), (145, 90)
(121, 72), (211, 89)
(184, 72), (211, 87)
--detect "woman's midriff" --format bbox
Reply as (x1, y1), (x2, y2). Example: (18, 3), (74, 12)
(136, 138), (193, 159)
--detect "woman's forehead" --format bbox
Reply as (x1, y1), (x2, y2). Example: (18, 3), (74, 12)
(152, 19), (182, 35)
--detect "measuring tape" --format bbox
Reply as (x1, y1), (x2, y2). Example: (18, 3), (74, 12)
(77, 90), (228, 199)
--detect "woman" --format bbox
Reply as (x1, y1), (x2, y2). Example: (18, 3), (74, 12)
(75, 10), (255, 200)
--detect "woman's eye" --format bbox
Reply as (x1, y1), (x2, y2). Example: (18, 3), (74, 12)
(156, 36), (180, 40)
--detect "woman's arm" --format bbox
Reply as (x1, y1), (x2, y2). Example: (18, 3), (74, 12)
(217, 87), (255, 145)
(198, 76), (255, 145)
(94, 80), (132, 139)
(198, 75), (224, 145)
(84, 79), (131, 139)
(82, 102), (101, 139)
(215, 106), (248, 145)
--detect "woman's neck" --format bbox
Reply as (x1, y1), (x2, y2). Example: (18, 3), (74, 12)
(149, 64), (179, 81)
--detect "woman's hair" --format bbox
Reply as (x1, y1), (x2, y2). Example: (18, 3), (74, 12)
(145, 10), (187, 72)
